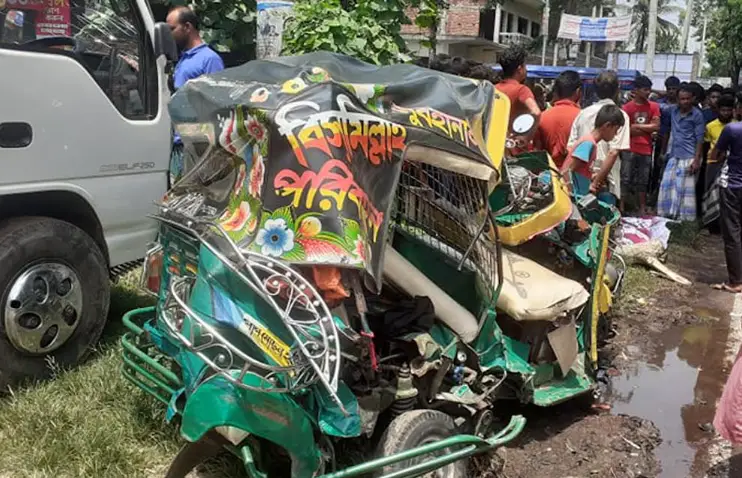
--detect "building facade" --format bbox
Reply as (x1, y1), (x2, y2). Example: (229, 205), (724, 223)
(402, 0), (544, 64)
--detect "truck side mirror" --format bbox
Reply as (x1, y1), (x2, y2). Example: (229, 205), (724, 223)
(153, 22), (178, 63)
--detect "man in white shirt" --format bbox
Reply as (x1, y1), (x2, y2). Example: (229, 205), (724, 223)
(568, 71), (631, 205)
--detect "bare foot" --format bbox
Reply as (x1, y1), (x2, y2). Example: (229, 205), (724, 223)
(711, 283), (742, 293)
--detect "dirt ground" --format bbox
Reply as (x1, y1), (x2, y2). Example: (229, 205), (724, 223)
(472, 413), (661, 478)
(474, 229), (740, 478)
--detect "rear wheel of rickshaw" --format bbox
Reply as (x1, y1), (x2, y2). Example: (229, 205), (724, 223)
(164, 431), (229, 478)
(377, 409), (467, 478)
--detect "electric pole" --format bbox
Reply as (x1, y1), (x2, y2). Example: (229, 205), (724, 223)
(699, 14), (708, 70)
(680, 0), (694, 53)
(646, 0), (659, 76)
(541, 0), (550, 65)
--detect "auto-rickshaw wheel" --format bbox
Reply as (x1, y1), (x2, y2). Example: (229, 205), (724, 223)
(376, 409), (467, 478)
(164, 431), (229, 478)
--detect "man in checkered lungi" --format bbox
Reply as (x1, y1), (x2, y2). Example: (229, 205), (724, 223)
(657, 83), (706, 221)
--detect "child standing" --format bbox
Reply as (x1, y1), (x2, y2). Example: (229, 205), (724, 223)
(622, 75), (661, 215)
(561, 104), (626, 201)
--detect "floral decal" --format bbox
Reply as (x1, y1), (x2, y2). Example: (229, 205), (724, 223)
(307, 67), (331, 83)
(353, 237), (367, 262)
(250, 87), (270, 103)
(211, 107), (270, 245)
(218, 108), (249, 156)
(344, 83), (386, 113)
(234, 164), (247, 195)
(256, 218), (295, 257)
(298, 216), (322, 237)
(209, 91), (380, 274)
(247, 207), (367, 267)
(281, 77), (308, 94)
(220, 201), (252, 232)
(350, 84), (376, 104)
(246, 117), (267, 143)
(248, 147), (265, 197)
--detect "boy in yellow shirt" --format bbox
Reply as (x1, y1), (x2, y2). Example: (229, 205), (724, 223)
(706, 95), (736, 193)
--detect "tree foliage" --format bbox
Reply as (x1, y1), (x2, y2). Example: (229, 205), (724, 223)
(351, 0), (410, 51)
(656, 29), (680, 52)
(168, 0), (257, 52)
(281, 0), (405, 65)
(409, 0), (448, 58)
(703, 0), (742, 86)
(630, 0), (681, 52)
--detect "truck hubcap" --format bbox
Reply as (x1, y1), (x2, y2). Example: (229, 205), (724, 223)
(4, 263), (83, 355)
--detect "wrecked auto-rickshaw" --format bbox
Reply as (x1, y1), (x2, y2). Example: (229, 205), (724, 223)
(121, 51), (620, 477)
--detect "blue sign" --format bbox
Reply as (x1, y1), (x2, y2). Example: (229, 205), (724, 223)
(579, 18), (609, 41)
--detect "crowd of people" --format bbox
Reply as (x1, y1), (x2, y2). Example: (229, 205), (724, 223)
(164, 23), (742, 297)
(423, 44), (742, 295)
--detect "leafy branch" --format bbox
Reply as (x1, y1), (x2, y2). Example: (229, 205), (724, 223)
(168, 0), (257, 52)
(281, 0), (405, 65)
(408, 0), (449, 64)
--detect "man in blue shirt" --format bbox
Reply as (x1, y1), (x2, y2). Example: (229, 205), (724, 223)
(656, 76), (680, 107)
(651, 76), (680, 202)
(166, 6), (225, 184)
(657, 83), (706, 221)
(710, 120), (742, 292)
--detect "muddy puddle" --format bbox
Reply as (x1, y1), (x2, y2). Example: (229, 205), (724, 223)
(606, 307), (732, 477)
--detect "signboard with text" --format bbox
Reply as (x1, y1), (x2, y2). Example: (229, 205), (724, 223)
(35, 2), (71, 38)
(557, 13), (632, 42)
(3, 0), (71, 38)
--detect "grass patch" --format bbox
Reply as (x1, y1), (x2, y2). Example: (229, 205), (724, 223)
(620, 265), (659, 300)
(0, 272), (183, 478)
(0, 272), (249, 478)
(615, 265), (662, 316)
(667, 220), (701, 248)
(0, 345), (181, 478)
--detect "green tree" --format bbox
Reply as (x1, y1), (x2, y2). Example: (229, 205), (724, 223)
(656, 29), (680, 52)
(350, 0), (411, 51)
(168, 0), (257, 53)
(630, 0), (681, 52)
(702, 0), (742, 86)
(409, 0), (449, 64)
(281, 0), (406, 65)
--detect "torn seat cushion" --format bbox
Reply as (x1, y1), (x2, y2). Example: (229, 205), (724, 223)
(497, 249), (589, 322)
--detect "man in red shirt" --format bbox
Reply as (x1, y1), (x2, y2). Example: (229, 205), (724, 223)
(621, 75), (661, 215)
(535, 70), (582, 168)
(496, 44), (541, 135)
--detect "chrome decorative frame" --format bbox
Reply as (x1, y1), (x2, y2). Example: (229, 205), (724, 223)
(152, 203), (345, 412)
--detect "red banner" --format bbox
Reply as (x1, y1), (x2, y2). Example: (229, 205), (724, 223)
(35, 3), (71, 38)
(3, 0), (71, 38)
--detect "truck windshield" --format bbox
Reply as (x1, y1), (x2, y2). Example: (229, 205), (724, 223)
(0, 0), (149, 119)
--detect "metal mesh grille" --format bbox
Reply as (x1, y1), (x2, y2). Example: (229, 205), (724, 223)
(391, 160), (499, 300)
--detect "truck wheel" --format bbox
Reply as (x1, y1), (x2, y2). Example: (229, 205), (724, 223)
(0, 217), (110, 389)
(377, 410), (467, 478)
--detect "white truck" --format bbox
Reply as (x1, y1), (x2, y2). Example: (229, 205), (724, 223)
(0, 0), (176, 388)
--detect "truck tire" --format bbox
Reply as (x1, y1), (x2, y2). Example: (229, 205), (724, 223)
(0, 216), (110, 389)
(377, 409), (467, 478)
